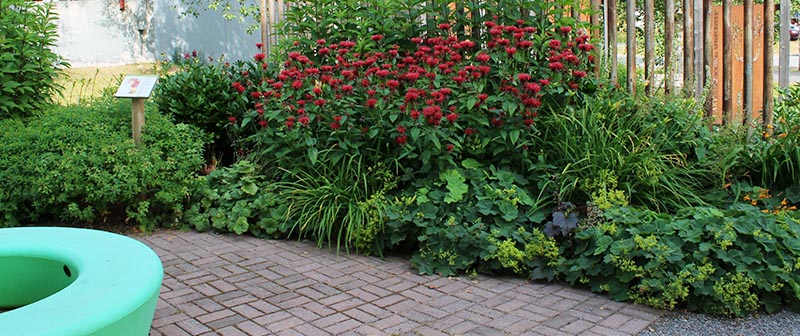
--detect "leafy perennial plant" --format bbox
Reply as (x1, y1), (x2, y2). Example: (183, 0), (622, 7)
(227, 20), (596, 178)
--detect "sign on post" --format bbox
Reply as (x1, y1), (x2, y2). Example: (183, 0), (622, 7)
(115, 75), (158, 146)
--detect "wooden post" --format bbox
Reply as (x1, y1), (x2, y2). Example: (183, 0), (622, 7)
(645, 0), (654, 94)
(694, 0), (704, 98)
(764, 0), (775, 126)
(780, 0), (790, 89)
(591, 0), (601, 76)
(131, 98), (145, 146)
(608, 0), (618, 85)
(259, 0), (268, 54)
(744, 0), (753, 126)
(665, 0), (675, 94)
(703, 0), (713, 118)
(723, 0), (732, 124)
(684, 0), (694, 97)
(626, 0), (636, 94)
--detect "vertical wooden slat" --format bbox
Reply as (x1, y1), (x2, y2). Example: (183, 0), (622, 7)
(693, 0), (703, 98)
(723, 0), (732, 124)
(591, 0), (601, 75)
(780, 0), (790, 89)
(764, 0), (775, 126)
(644, 0), (654, 94)
(743, 0), (753, 126)
(259, 0), (268, 55)
(683, 0), (694, 97)
(608, 0), (618, 85)
(626, 0), (636, 94)
(703, 0), (713, 118)
(665, 0), (675, 94)
(267, 0), (276, 48)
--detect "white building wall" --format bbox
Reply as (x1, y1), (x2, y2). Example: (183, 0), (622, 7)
(52, 0), (258, 67)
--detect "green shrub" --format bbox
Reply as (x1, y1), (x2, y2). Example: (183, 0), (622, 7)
(153, 55), (248, 159)
(0, 0), (67, 118)
(0, 97), (208, 230)
(185, 160), (288, 237)
(382, 159), (553, 276)
(553, 205), (800, 316)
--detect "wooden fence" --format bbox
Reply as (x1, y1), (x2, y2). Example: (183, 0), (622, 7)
(255, 0), (795, 126)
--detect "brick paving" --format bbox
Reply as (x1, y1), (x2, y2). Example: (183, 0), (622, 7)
(136, 230), (662, 336)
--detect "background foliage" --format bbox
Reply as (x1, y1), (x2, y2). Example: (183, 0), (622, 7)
(0, 0), (67, 119)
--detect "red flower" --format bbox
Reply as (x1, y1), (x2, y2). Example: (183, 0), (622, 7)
(476, 53), (490, 63)
(386, 80), (400, 89)
(505, 47), (517, 56)
(316, 39), (326, 45)
(340, 41), (356, 48)
(272, 82), (284, 90)
(318, 47), (330, 55)
(397, 125), (406, 134)
(231, 82), (245, 93)
(256, 42), (264, 49)
(330, 122), (340, 130)
(298, 116), (310, 126)
(539, 79), (550, 86)
(478, 93), (489, 102)
(292, 80), (303, 90)
(525, 82), (541, 93)
(574, 70), (587, 78)
(410, 110), (420, 120)
(524, 118), (534, 127)
(371, 34), (384, 41)
(560, 26), (572, 34)
(438, 23), (451, 30)
(517, 73), (532, 82)
(465, 128), (476, 136)
(411, 37), (423, 44)
(395, 135), (408, 145)
(259, 120), (268, 128)
(341, 85), (354, 92)
(549, 39), (561, 49)
(366, 98), (378, 108)
(446, 113), (459, 123)
(314, 99), (326, 106)
(313, 87), (322, 95)
(569, 82), (579, 90)
(447, 144), (454, 152)
(491, 117), (503, 127)
(285, 117), (295, 129)
(250, 91), (262, 99)
(228, 116), (237, 124)
(548, 62), (564, 71)
(254, 53), (266, 62)
(517, 40), (533, 49)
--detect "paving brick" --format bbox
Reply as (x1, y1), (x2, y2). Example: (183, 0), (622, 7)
(156, 324), (192, 336)
(619, 318), (653, 334)
(599, 312), (633, 329)
(324, 318), (362, 334)
(197, 309), (236, 324)
(265, 316), (305, 332)
(176, 318), (211, 334)
(561, 319), (596, 334)
(216, 326), (248, 336)
(312, 312), (351, 329)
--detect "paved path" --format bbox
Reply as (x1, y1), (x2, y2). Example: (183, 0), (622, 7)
(137, 230), (662, 336)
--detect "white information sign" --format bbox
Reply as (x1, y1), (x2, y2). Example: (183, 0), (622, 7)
(114, 75), (158, 98)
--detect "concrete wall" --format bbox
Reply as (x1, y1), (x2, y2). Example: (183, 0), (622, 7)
(52, 0), (258, 67)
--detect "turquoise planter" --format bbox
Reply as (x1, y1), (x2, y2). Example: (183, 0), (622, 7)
(0, 227), (163, 335)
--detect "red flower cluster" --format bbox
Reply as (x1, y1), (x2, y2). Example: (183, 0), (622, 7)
(229, 20), (596, 158)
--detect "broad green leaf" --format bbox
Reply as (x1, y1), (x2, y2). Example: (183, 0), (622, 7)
(440, 169), (467, 204)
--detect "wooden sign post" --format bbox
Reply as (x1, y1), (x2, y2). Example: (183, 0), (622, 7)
(115, 75), (158, 146)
